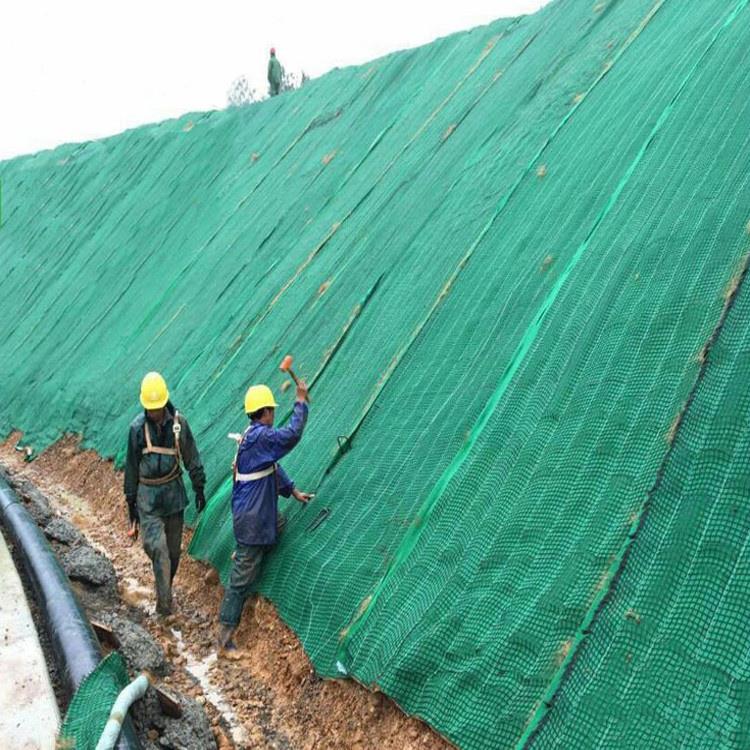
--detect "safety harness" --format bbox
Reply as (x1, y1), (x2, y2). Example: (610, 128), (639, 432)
(232, 424), (277, 486)
(139, 411), (183, 487)
(235, 465), (275, 482)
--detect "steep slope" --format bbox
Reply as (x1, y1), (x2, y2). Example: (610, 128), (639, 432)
(1, 1), (749, 747)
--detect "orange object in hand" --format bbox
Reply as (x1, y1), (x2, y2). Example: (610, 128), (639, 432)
(279, 354), (310, 402)
(280, 355), (294, 374)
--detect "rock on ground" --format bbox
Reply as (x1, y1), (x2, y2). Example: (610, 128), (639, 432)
(62, 545), (117, 587)
(133, 688), (217, 750)
(44, 516), (84, 546)
(0, 472), (54, 525)
(101, 614), (169, 676)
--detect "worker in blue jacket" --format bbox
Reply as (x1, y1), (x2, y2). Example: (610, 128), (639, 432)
(217, 379), (311, 653)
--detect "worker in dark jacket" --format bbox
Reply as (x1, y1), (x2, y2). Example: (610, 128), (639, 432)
(217, 380), (311, 653)
(124, 371), (206, 616)
(268, 47), (283, 96)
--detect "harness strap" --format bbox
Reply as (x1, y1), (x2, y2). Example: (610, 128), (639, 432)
(139, 468), (180, 487)
(232, 423), (278, 486)
(232, 423), (253, 481)
(142, 445), (175, 456)
(140, 410), (183, 485)
(235, 465), (275, 483)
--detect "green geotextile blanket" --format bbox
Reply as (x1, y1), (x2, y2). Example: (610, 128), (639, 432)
(2, 1), (750, 747)
(59, 653), (129, 749)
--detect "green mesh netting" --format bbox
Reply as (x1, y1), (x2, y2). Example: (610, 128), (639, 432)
(2, 0), (750, 747)
(528, 248), (750, 746)
(59, 652), (129, 749)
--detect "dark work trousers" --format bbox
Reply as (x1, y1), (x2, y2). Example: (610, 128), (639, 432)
(141, 510), (184, 614)
(219, 514), (286, 627)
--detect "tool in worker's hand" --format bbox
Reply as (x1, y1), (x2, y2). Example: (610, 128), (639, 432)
(279, 355), (301, 385)
(279, 355), (310, 402)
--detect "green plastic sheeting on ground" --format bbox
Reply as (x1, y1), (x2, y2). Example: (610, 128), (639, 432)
(59, 652), (129, 749)
(2, 0), (750, 747)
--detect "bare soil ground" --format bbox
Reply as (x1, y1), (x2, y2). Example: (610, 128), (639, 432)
(0, 433), (449, 750)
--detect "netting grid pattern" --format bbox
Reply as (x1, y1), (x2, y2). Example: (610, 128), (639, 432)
(59, 652), (129, 749)
(1, 1), (749, 747)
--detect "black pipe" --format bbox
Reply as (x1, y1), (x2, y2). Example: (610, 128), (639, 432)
(0, 473), (141, 750)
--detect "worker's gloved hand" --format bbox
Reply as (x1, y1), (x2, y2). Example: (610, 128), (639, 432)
(292, 488), (314, 504)
(195, 488), (206, 513)
(126, 495), (138, 525)
(126, 496), (139, 540)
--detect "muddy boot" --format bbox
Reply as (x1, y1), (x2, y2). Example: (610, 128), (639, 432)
(156, 590), (173, 619)
(158, 612), (179, 628)
(217, 624), (242, 660)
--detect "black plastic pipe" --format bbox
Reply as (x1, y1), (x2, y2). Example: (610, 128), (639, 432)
(0, 472), (141, 750)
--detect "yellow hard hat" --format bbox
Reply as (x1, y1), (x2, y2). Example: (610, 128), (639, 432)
(140, 371), (169, 409)
(244, 384), (278, 414)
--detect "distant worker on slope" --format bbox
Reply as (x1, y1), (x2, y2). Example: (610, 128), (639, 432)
(217, 380), (312, 655)
(268, 47), (283, 96)
(124, 372), (206, 617)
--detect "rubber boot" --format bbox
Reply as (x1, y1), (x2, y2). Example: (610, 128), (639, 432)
(156, 592), (173, 618)
(217, 624), (242, 660)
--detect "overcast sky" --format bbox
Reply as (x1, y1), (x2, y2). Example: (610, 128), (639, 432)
(0, 1), (550, 161)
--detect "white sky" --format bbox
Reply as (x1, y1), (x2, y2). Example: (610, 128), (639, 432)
(0, 1), (550, 161)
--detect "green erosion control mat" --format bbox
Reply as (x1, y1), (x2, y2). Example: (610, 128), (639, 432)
(59, 652), (129, 749)
(2, 1), (750, 747)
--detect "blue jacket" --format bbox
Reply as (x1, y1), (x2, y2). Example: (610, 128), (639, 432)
(231, 401), (308, 546)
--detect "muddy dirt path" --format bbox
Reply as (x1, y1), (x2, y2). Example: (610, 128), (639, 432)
(0, 435), (449, 750)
